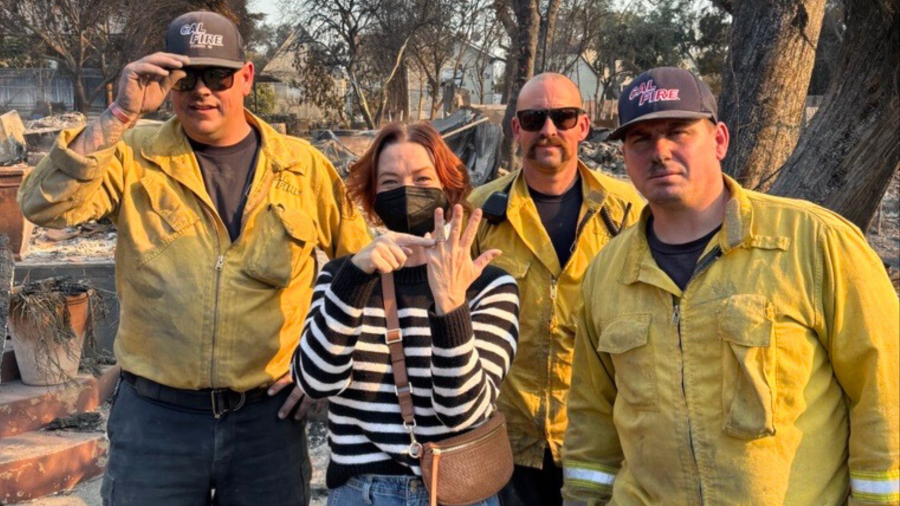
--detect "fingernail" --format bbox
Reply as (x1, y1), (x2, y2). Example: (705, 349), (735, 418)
(268, 389), (275, 395)
(278, 413), (286, 419)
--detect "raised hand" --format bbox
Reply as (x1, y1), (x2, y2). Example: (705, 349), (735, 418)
(115, 52), (190, 119)
(425, 205), (502, 315)
(71, 52), (190, 156)
(351, 232), (436, 275)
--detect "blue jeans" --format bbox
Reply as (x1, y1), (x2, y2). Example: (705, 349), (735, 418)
(101, 379), (311, 506)
(328, 475), (501, 506)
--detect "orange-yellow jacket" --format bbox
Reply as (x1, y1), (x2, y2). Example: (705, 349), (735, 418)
(563, 176), (899, 506)
(469, 162), (644, 468)
(19, 112), (370, 391)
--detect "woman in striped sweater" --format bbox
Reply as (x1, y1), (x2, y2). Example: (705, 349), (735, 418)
(291, 122), (519, 506)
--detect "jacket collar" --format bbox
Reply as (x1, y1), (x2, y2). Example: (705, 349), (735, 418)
(143, 110), (303, 175)
(718, 175), (754, 253)
(618, 174), (784, 290)
(504, 160), (611, 276)
(139, 110), (305, 210)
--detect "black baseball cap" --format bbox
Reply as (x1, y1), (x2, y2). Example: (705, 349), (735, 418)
(610, 67), (718, 141)
(165, 11), (245, 69)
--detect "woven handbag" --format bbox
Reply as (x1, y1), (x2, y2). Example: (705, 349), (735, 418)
(381, 273), (514, 506)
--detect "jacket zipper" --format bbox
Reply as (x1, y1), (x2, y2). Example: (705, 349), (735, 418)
(556, 208), (595, 311)
(556, 207), (597, 303)
(425, 422), (505, 455)
(544, 207), (596, 436)
(672, 245), (722, 505)
(542, 207), (596, 439)
(204, 206), (225, 389)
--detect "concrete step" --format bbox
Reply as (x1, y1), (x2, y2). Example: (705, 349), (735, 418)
(0, 430), (106, 505)
(11, 420), (334, 506)
(20, 496), (94, 506)
(15, 475), (100, 506)
(0, 366), (119, 439)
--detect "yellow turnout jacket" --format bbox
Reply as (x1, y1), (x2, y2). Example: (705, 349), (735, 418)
(563, 176), (899, 506)
(469, 162), (644, 468)
(19, 112), (370, 391)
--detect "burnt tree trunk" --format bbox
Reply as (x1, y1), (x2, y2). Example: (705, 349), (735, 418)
(500, 0), (539, 171)
(386, 61), (410, 121)
(536, 0), (561, 74)
(72, 68), (91, 114)
(769, 0), (900, 230)
(0, 235), (14, 380)
(719, 0), (827, 191)
(496, 0), (517, 105)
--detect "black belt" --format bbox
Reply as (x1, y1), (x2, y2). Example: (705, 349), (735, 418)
(121, 371), (269, 418)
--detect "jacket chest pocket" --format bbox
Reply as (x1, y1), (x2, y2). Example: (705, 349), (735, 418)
(597, 314), (658, 411)
(244, 203), (318, 288)
(491, 256), (532, 320)
(492, 257), (530, 280)
(134, 176), (199, 267)
(718, 294), (776, 440)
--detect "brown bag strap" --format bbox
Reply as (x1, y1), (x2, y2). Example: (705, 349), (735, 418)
(381, 273), (423, 458)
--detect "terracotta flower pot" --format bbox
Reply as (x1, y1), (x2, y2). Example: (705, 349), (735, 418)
(8, 290), (91, 386)
(0, 166), (35, 261)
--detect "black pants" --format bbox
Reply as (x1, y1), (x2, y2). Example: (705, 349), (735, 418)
(498, 447), (564, 506)
(101, 379), (311, 506)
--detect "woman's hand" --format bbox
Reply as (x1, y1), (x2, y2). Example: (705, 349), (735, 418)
(351, 232), (435, 274)
(426, 205), (502, 315)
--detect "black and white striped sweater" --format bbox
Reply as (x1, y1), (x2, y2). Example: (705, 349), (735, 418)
(291, 257), (519, 489)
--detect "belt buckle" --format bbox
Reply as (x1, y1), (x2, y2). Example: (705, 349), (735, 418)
(211, 389), (246, 419)
(385, 329), (402, 345)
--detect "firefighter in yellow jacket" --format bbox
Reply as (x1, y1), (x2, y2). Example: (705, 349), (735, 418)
(469, 73), (644, 506)
(18, 12), (369, 506)
(562, 67), (899, 506)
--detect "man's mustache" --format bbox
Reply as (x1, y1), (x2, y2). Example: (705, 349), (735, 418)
(527, 137), (567, 157)
(647, 162), (683, 177)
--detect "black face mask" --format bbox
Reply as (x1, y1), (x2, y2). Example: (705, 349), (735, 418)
(373, 186), (449, 236)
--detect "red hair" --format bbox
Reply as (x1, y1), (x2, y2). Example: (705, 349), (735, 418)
(346, 122), (472, 225)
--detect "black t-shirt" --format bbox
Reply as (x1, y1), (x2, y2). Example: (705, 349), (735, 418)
(189, 128), (261, 242)
(647, 216), (722, 291)
(528, 175), (583, 268)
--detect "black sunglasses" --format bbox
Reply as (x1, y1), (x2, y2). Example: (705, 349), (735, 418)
(172, 67), (240, 92)
(516, 107), (584, 132)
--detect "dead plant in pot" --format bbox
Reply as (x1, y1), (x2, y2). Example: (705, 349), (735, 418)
(8, 276), (109, 386)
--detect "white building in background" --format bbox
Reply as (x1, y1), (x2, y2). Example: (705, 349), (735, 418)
(261, 29), (504, 122)
(568, 53), (603, 103)
(558, 52), (635, 124)
(389, 40), (505, 121)
(260, 28), (631, 125)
